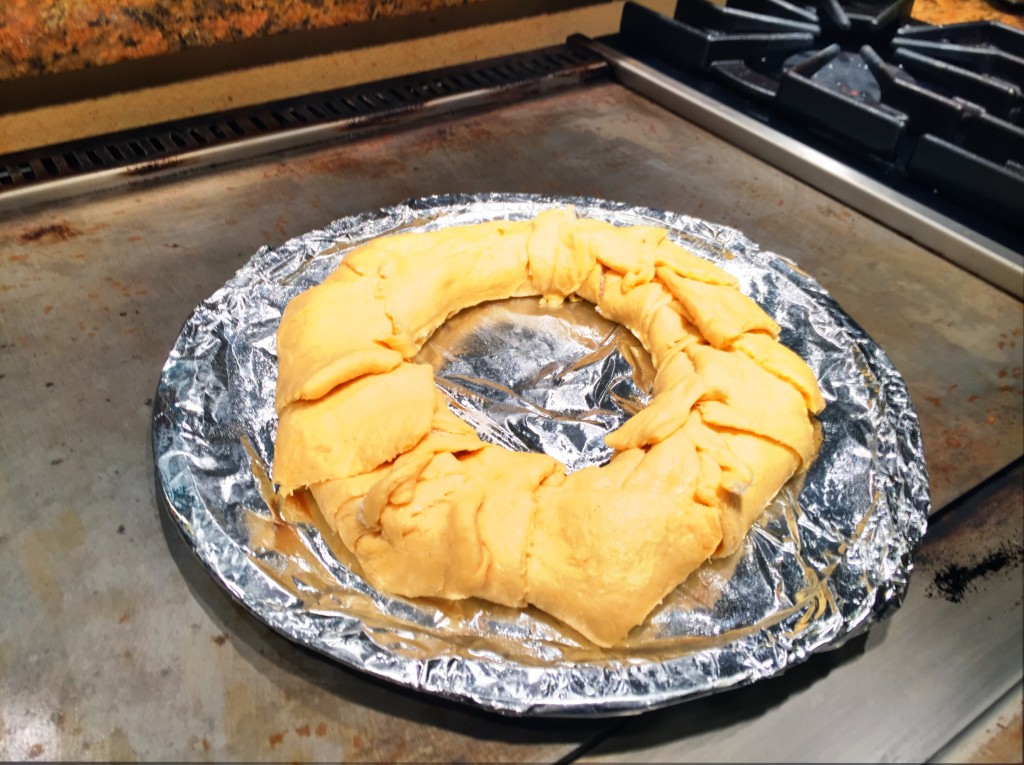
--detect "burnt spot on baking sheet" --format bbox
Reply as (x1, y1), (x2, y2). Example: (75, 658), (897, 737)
(18, 222), (80, 243)
(211, 633), (228, 646)
(117, 524), (125, 534)
(928, 543), (1023, 603)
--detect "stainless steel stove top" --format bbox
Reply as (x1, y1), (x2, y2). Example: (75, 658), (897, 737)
(0, 16), (1020, 761)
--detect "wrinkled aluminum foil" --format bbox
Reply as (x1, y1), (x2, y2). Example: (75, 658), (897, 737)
(152, 192), (930, 716)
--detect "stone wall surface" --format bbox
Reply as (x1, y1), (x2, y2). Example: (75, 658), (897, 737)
(0, 0), (487, 81)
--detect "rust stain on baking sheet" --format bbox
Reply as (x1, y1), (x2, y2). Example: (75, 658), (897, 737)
(123, 156), (185, 177)
(378, 737), (409, 761)
(274, 216), (289, 239)
(18, 222), (80, 243)
(968, 709), (1023, 764)
(302, 150), (409, 182)
(104, 727), (138, 761)
(816, 204), (853, 222)
(268, 731), (285, 748)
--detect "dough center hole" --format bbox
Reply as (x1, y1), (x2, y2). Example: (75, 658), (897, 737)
(416, 297), (654, 473)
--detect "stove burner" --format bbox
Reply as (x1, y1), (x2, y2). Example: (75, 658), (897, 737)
(615, 0), (1024, 241)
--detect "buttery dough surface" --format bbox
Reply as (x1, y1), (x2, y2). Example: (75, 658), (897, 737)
(272, 209), (825, 647)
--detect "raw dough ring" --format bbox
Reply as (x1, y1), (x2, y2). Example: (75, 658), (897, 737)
(272, 208), (825, 647)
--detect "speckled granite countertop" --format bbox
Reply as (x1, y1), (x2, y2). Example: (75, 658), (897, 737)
(913, 0), (1022, 26)
(0, 0), (486, 81)
(0, 0), (1020, 83)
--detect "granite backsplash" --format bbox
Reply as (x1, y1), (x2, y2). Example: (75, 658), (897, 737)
(0, 0), (1019, 84)
(0, 0), (487, 82)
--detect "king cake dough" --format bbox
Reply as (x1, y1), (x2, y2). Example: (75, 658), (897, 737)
(272, 208), (825, 647)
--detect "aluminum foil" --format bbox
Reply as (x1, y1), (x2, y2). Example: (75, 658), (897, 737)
(152, 192), (930, 716)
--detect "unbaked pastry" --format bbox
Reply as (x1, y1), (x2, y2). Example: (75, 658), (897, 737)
(272, 209), (825, 647)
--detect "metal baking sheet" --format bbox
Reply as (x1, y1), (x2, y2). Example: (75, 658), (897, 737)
(151, 192), (930, 716)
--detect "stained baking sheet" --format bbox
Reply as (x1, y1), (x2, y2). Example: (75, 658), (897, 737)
(152, 192), (930, 716)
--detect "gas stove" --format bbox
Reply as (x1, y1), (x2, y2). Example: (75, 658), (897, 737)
(592, 0), (1023, 294)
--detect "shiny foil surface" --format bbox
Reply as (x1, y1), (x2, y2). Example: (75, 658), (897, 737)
(152, 193), (930, 716)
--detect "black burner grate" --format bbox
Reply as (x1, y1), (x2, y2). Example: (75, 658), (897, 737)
(614, 0), (1024, 242)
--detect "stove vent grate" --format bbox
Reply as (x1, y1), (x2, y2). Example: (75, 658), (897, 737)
(0, 45), (606, 199)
